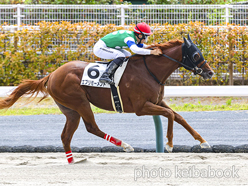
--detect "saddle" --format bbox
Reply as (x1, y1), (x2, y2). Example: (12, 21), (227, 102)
(80, 60), (129, 113)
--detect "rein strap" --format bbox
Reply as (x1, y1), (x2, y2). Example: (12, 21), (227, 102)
(162, 53), (193, 70)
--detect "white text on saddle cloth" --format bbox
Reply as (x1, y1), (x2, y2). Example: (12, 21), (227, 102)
(81, 61), (128, 88)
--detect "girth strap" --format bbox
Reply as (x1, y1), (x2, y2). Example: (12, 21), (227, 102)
(110, 85), (123, 113)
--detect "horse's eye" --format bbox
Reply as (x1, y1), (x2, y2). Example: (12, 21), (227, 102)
(193, 52), (200, 62)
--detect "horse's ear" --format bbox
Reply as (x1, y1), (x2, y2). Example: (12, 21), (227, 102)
(187, 34), (193, 43)
(183, 37), (191, 48)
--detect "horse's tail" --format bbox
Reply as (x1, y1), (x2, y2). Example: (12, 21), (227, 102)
(0, 74), (51, 109)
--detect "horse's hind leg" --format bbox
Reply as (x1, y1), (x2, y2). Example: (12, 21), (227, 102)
(76, 100), (134, 152)
(55, 102), (81, 164)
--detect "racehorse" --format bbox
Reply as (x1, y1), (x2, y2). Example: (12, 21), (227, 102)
(0, 34), (214, 164)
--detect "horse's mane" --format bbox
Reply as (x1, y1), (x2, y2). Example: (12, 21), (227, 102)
(147, 39), (183, 50)
(130, 39), (183, 61)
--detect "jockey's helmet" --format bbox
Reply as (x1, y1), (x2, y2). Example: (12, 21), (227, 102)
(134, 22), (152, 36)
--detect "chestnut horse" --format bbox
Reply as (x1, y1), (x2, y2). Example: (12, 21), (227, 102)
(0, 35), (214, 164)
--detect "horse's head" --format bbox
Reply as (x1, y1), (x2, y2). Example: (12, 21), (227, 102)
(182, 34), (214, 79)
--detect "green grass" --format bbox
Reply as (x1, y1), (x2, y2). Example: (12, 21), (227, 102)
(0, 103), (248, 116)
(0, 108), (62, 116)
(0, 105), (115, 116)
(170, 103), (248, 112)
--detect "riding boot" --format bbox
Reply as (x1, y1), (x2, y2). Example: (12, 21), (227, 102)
(99, 57), (125, 85)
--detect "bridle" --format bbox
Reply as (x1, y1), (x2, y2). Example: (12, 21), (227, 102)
(141, 45), (207, 86)
(162, 51), (207, 75)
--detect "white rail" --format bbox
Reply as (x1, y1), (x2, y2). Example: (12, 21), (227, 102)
(163, 86), (248, 97)
(1, 4), (248, 26)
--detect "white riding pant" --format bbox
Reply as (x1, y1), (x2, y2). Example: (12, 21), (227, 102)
(93, 39), (131, 60)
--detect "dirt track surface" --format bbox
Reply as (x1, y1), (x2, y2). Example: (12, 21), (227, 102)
(0, 153), (247, 186)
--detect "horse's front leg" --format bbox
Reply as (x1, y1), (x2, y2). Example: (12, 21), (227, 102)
(135, 101), (175, 152)
(160, 101), (210, 149)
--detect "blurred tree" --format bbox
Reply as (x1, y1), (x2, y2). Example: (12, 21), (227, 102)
(0, 0), (24, 4)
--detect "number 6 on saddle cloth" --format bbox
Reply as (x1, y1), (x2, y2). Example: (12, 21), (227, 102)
(81, 60), (129, 113)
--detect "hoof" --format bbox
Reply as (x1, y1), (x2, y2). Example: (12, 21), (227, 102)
(165, 144), (173, 153)
(122, 142), (134, 152)
(200, 142), (211, 149)
(68, 160), (75, 165)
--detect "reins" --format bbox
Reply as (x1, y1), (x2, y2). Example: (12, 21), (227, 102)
(161, 53), (192, 70)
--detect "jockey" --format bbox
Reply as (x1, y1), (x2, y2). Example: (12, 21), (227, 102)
(93, 22), (162, 85)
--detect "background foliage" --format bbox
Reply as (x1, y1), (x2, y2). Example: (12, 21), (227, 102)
(0, 21), (247, 86)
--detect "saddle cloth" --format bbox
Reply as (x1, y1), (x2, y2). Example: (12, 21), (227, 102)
(80, 60), (128, 88)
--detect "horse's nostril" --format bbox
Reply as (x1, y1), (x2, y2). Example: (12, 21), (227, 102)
(208, 71), (214, 76)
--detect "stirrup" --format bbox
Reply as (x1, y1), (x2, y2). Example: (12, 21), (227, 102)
(99, 76), (115, 85)
(100, 79), (115, 85)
